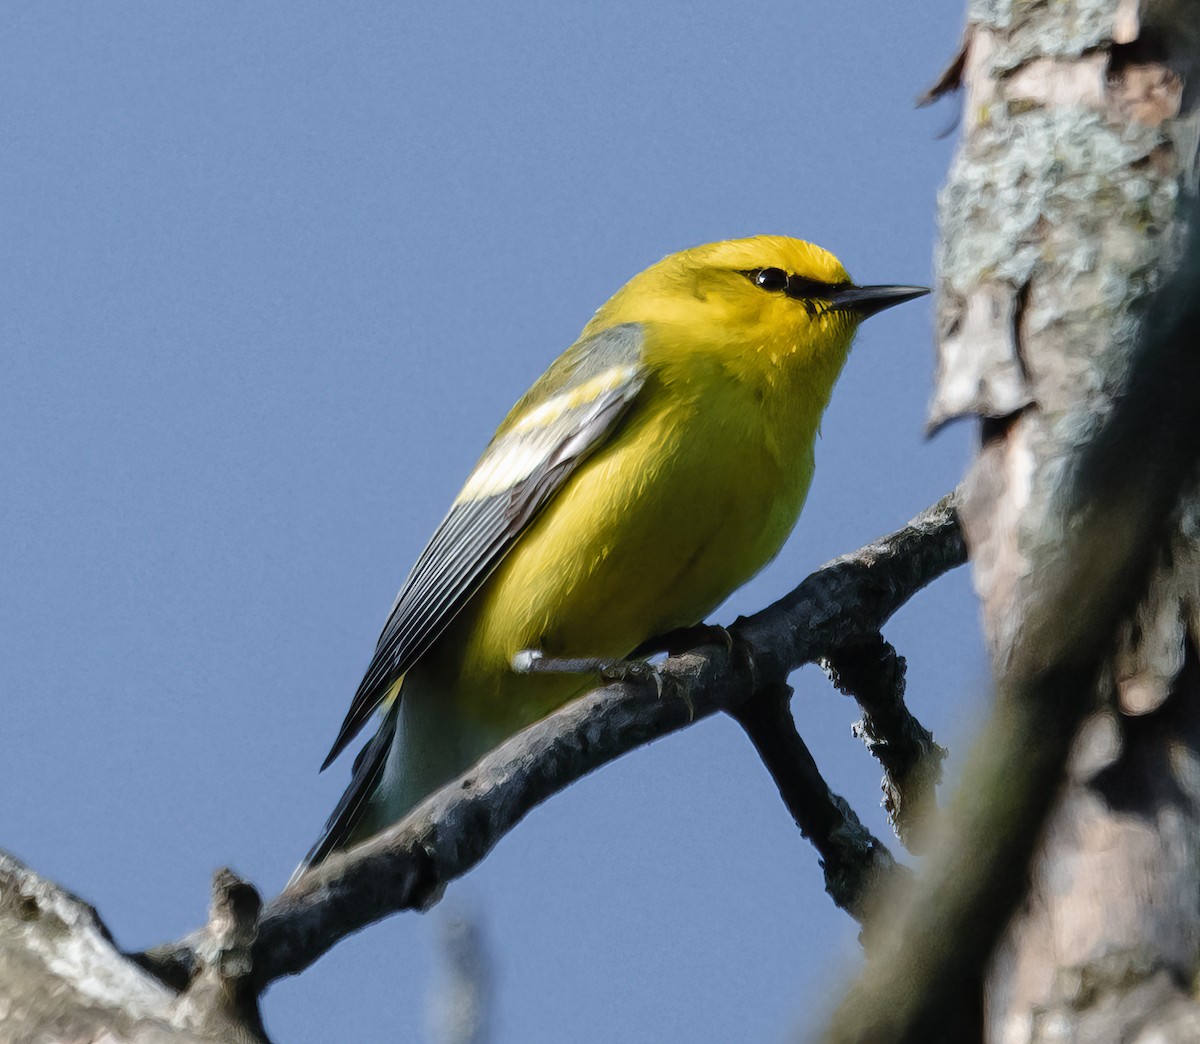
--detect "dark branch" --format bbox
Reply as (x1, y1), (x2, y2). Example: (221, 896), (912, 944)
(823, 635), (946, 852)
(731, 683), (909, 922)
(142, 492), (965, 990)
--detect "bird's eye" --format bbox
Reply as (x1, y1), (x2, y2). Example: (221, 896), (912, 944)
(752, 268), (789, 292)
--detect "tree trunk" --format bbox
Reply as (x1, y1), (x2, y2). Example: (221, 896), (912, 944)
(930, 1), (1200, 1039)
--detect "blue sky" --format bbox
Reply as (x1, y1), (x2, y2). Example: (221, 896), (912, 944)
(1, 3), (982, 1041)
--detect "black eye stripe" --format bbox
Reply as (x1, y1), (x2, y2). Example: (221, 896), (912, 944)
(742, 269), (849, 301)
(785, 276), (837, 299)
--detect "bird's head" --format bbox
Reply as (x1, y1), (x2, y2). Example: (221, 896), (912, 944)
(583, 235), (927, 372)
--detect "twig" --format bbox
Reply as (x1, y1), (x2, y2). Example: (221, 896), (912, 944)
(823, 635), (946, 852)
(427, 910), (492, 1044)
(731, 683), (907, 922)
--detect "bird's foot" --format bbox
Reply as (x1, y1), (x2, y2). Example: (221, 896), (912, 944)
(598, 658), (665, 698)
(512, 649), (666, 699)
(513, 649), (614, 676)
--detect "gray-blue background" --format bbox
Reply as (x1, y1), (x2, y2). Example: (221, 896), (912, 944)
(2, 3), (983, 1040)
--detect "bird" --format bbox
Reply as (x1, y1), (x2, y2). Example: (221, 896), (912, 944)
(295, 235), (927, 878)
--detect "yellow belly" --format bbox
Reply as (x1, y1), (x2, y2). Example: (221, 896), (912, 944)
(418, 375), (816, 730)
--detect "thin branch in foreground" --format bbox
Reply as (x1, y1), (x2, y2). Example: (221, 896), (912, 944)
(427, 909), (492, 1044)
(140, 493), (965, 992)
(823, 635), (946, 853)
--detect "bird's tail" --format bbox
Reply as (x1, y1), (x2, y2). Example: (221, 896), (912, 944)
(289, 699), (401, 886)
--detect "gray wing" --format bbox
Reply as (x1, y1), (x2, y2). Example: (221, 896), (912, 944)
(320, 323), (647, 768)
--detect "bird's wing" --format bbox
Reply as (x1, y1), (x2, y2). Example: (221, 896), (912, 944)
(320, 322), (648, 768)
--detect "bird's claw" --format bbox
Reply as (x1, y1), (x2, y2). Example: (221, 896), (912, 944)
(512, 648), (693, 718)
(598, 658), (665, 699)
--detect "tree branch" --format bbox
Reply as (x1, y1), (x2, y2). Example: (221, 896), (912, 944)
(141, 492), (965, 990)
(731, 683), (909, 924)
(823, 635), (946, 853)
(0, 852), (269, 1043)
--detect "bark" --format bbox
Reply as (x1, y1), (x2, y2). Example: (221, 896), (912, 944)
(823, 3), (1200, 1041)
(936, 1), (1200, 1040)
(0, 854), (267, 1043)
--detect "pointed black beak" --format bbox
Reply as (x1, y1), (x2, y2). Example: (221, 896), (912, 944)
(829, 283), (930, 318)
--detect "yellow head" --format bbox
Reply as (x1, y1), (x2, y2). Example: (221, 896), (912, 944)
(583, 235), (926, 381)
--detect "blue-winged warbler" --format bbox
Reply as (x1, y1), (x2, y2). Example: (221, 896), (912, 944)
(297, 235), (926, 874)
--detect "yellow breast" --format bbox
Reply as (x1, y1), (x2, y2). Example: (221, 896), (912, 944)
(422, 351), (820, 728)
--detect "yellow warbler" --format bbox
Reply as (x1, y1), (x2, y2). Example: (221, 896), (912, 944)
(297, 235), (926, 874)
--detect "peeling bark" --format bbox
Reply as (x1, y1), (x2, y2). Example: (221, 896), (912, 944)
(931, 1), (1200, 1040)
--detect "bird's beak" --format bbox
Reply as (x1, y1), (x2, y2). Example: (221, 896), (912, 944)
(828, 284), (930, 318)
